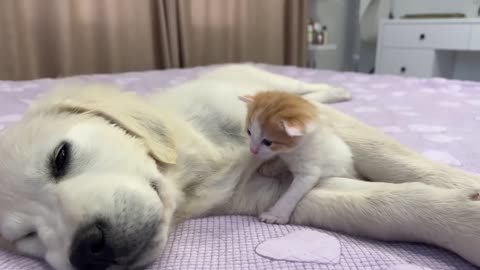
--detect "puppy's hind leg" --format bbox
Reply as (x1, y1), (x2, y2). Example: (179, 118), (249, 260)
(245, 66), (352, 104)
(290, 178), (480, 268)
(203, 64), (352, 104)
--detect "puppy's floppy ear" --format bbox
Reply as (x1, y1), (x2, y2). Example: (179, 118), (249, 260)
(35, 84), (177, 165)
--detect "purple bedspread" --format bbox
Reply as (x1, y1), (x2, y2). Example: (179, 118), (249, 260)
(0, 64), (479, 269)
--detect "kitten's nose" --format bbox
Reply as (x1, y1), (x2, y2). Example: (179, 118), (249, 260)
(250, 146), (258, 154)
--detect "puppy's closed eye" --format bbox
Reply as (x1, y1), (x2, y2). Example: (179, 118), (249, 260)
(16, 231), (37, 242)
(50, 141), (71, 180)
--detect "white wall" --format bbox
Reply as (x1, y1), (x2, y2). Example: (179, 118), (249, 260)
(308, 0), (357, 71)
(310, 0), (358, 70)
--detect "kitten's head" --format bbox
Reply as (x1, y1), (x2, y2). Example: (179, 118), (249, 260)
(239, 91), (317, 159)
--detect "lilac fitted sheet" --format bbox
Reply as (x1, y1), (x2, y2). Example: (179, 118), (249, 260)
(0, 64), (479, 269)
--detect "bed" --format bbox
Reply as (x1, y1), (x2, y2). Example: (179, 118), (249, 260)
(0, 64), (479, 270)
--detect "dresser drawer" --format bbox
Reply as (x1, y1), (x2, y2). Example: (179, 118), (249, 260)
(382, 23), (471, 50)
(470, 25), (480, 50)
(377, 48), (435, 77)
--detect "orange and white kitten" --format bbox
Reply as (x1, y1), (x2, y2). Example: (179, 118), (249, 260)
(239, 90), (356, 224)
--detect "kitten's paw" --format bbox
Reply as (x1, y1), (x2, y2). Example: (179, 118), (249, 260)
(259, 212), (289, 224)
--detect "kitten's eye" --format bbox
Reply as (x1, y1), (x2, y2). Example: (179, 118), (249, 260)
(50, 141), (71, 180)
(262, 139), (272, 147)
(247, 129), (251, 136)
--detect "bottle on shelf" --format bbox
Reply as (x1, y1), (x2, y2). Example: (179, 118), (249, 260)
(307, 19), (314, 44)
(321, 26), (328, 45)
(307, 18), (328, 46)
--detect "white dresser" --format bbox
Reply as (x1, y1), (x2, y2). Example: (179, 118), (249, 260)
(375, 19), (480, 79)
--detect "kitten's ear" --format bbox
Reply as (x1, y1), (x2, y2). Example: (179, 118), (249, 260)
(238, 95), (254, 103)
(281, 121), (304, 137)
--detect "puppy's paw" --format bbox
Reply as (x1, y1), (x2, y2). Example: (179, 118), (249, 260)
(329, 87), (352, 101)
(259, 212), (289, 225)
(465, 190), (480, 201)
(469, 191), (480, 201)
(455, 188), (480, 201)
(303, 86), (352, 103)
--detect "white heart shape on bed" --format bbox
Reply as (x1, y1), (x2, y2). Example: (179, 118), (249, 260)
(354, 107), (378, 113)
(344, 83), (360, 89)
(438, 101), (461, 107)
(408, 124), (446, 133)
(114, 77), (140, 85)
(445, 84), (462, 92)
(255, 230), (341, 264)
(380, 126), (404, 133)
(350, 87), (368, 93)
(359, 94), (377, 101)
(424, 134), (462, 143)
(385, 264), (433, 270)
(398, 112), (418, 117)
(353, 76), (370, 82)
(392, 91), (405, 97)
(20, 98), (34, 105)
(0, 86), (23, 92)
(331, 74), (347, 81)
(285, 68), (299, 75)
(466, 100), (480, 106)
(23, 83), (38, 89)
(387, 106), (412, 111)
(372, 83), (389, 89)
(404, 77), (419, 84)
(423, 150), (461, 166)
(420, 88), (435, 94)
(0, 114), (22, 123)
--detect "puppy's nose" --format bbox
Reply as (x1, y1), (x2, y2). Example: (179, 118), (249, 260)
(70, 222), (114, 270)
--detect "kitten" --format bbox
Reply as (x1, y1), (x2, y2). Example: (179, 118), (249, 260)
(239, 90), (356, 224)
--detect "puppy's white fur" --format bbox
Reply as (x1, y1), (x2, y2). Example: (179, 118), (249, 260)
(0, 65), (479, 269)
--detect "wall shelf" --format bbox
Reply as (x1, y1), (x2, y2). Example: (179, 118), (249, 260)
(308, 44), (337, 51)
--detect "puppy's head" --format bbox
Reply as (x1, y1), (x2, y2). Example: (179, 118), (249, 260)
(0, 85), (178, 270)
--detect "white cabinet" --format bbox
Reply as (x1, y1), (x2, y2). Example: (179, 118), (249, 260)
(470, 26), (480, 50)
(376, 19), (480, 79)
(382, 24), (470, 50)
(377, 48), (435, 77)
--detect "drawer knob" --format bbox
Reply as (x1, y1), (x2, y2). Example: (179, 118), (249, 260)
(419, 33), (426, 40)
(400, 66), (407, 73)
